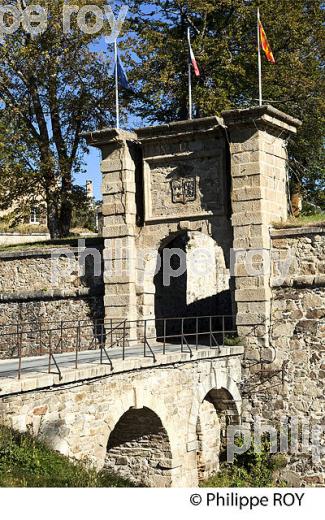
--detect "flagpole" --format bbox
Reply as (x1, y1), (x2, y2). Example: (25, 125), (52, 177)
(257, 7), (262, 106)
(187, 26), (192, 120)
(114, 40), (120, 129)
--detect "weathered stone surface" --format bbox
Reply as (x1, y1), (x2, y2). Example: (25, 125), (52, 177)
(0, 354), (242, 488)
(1, 108), (324, 488)
(244, 240), (325, 487)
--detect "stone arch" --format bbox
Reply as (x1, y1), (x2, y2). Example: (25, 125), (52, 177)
(146, 229), (231, 340)
(189, 370), (241, 482)
(98, 389), (183, 487)
(187, 369), (241, 452)
(105, 406), (173, 487)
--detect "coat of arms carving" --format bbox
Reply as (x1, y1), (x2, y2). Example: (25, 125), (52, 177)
(171, 177), (196, 204)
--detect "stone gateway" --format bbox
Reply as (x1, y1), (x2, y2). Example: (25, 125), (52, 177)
(1, 105), (324, 487)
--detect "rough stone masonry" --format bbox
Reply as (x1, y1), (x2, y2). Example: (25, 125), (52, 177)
(1, 105), (324, 486)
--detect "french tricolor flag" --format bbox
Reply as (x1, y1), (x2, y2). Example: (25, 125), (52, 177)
(187, 30), (200, 77)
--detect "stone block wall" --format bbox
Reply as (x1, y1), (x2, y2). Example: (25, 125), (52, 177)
(243, 227), (325, 486)
(0, 354), (242, 487)
(0, 244), (104, 358)
(104, 406), (173, 487)
(223, 106), (301, 362)
(85, 107), (301, 345)
(86, 118), (234, 331)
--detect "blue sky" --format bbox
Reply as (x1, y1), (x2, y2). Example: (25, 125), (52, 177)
(80, 146), (103, 200)
(74, 2), (164, 201)
(75, 36), (117, 201)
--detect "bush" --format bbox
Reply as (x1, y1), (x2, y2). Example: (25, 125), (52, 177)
(200, 438), (287, 488)
(224, 335), (242, 346)
(0, 426), (135, 488)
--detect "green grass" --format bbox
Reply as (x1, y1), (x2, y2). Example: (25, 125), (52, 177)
(223, 335), (242, 346)
(0, 236), (103, 253)
(200, 440), (287, 488)
(0, 223), (49, 234)
(0, 426), (134, 488)
(272, 213), (325, 229)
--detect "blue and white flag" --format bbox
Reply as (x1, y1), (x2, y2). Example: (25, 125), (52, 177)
(116, 52), (129, 89)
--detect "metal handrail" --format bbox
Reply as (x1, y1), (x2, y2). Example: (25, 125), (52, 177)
(0, 314), (235, 334)
(0, 314), (240, 380)
(182, 336), (193, 358)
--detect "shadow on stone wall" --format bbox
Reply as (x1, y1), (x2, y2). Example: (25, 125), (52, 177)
(154, 231), (233, 343)
(105, 406), (173, 487)
(0, 239), (105, 358)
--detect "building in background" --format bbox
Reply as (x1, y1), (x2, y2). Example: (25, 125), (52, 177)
(0, 180), (98, 245)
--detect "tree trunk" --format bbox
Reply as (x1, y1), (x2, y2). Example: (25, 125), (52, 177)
(46, 197), (60, 239)
(59, 197), (72, 237)
(58, 171), (73, 237)
(291, 181), (302, 217)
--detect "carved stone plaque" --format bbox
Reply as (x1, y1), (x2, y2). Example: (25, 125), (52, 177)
(171, 177), (196, 204)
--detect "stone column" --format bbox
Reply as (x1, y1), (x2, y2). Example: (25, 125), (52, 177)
(85, 129), (139, 338)
(222, 106), (301, 361)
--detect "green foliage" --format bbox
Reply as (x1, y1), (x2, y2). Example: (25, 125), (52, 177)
(0, 1), (116, 238)
(201, 437), (287, 488)
(223, 335), (242, 346)
(0, 221), (48, 234)
(124, 0), (324, 205)
(0, 0), (323, 236)
(0, 426), (134, 487)
(70, 186), (97, 232)
(272, 213), (325, 228)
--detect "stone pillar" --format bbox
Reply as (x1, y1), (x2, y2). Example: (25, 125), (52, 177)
(223, 106), (301, 361)
(85, 129), (139, 337)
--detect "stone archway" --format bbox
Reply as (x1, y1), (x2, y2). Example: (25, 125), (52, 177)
(196, 397), (221, 481)
(187, 369), (242, 482)
(195, 387), (240, 482)
(152, 230), (231, 340)
(104, 406), (173, 487)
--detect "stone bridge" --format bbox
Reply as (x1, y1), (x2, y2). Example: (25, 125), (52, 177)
(2, 104), (320, 487)
(0, 346), (242, 487)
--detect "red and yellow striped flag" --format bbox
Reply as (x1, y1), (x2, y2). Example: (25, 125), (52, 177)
(259, 20), (276, 64)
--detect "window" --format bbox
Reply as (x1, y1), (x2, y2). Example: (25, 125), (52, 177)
(30, 207), (39, 224)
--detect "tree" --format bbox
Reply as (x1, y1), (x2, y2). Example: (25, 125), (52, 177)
(70, 186), (98, 232)
(0, 113), (41, 224)
(0, 0), (117, 237)
(124, 0), (324, 208)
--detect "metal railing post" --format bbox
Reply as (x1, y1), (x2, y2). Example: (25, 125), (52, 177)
(144, 320), (147, 357)
(0, 313), (238, 381)
(100, 322), (103, 364)
(60, 320), (63, 353)
(163, 319), (166, 355)
(209, 316), (212, 348)
(122, 320), (126, 360)
(222, 315), (225, 345)
(48, 329), (52, 374)
(75, 321), (80, 369)
(17, 324), (22, 380)
(39, 322), (42, 356)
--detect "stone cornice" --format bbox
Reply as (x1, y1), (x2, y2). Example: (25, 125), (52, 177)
(222, 105), (302, 135)
(136, 116), (224, 142)
(0, 286), (104, 303)
(270, 226), (325, 238)
(81, 128), (137, 147)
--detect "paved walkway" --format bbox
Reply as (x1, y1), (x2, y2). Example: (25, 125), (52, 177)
(0, 341), (220, 379)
